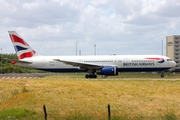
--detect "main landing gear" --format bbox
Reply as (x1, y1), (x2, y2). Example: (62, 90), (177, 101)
(85, 74), (97, 78)
(85, 69), (97, 78)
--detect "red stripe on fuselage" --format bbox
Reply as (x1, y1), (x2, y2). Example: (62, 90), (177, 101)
(145, 58), (163, 60)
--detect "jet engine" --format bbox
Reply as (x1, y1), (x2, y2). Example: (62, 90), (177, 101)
(97, 66), (118, 75)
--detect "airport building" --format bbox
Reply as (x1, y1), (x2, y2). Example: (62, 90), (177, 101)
(166, 35), (180, 71)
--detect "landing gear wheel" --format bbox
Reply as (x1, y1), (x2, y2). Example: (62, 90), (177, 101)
(92, 75), (97, 78)
(161, 74), (164, 78)
(85, 74), (97, 79)
(85, 74), (89, 78)
(94, 75), (97, 78)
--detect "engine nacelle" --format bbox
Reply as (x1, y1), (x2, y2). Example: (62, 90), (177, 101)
(97, 66), (118, 76)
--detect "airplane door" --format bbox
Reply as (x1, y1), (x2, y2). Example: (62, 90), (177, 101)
(123, 58), (130, 67)
(42, 59), (46, 66)
(123, 58), (129, 63)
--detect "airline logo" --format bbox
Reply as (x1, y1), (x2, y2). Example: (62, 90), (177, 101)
(9, 34), (36, 59)
(123, 57), (165, 67)
(145, 58), (165, 63)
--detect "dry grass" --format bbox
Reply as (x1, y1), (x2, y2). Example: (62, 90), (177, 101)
(0, 74), (180, 119)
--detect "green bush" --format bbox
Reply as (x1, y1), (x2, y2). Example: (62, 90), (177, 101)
(0, 108), (36, 119)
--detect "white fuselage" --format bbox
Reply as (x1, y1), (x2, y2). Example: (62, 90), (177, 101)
(15, 55), (176, 72)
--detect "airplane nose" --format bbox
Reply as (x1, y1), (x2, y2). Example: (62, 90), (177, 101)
(172, 61), (176, 67)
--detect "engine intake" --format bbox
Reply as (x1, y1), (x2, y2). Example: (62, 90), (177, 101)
(97, 66), (118, 75)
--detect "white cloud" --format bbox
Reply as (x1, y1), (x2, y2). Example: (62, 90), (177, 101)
(0, 0), (180, 56)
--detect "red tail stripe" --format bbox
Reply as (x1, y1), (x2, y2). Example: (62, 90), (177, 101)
(19, 50), (36, 59)
(10, 34), (29, 46)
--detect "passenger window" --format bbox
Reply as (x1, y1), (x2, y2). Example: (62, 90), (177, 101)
(167, 59), (172, 61)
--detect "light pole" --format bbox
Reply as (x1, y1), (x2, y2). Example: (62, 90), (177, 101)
(162, 40), (163, 55)
(94, 44), (96, 55)
(79, 50), (81, 56)
(76, 42), (77, 56)
(0, 48), (2, 74)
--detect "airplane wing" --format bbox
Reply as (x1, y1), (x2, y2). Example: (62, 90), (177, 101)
(3, 58), (33, 64)
(53, 59), (103, 70)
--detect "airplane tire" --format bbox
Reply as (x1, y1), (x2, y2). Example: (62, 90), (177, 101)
(90, 75), (94, 78)
(161, 74), (164, 78)
(85, 74), (89, 78)
(85, 74), (97, 79)
(94, 75), (97, 78)
(92, 75), (97, 78)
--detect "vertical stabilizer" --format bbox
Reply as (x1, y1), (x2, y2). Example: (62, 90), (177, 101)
(8, 31), (40, 59)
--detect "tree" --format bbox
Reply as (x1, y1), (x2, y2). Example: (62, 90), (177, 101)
(0, 54), (43, 73)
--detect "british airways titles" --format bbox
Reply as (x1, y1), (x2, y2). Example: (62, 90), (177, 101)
(123, 62), (155, 66)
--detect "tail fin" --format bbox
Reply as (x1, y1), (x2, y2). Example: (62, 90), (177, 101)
(8, 31), (40, 59)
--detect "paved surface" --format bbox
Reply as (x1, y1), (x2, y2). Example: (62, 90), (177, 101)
(0, 73), (179, 80)
(0, 73), (50, 79)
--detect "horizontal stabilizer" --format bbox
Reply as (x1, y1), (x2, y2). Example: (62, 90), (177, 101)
(4, 58), (33, 64)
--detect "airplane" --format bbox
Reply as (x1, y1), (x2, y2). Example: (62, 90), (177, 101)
(6, 31), (176, 78)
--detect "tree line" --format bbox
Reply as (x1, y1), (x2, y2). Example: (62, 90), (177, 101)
(0, 54), (43, 73)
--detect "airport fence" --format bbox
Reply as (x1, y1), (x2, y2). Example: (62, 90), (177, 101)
(42, 104), (120, 120)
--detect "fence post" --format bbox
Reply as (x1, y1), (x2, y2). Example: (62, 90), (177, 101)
(43, 105), (47, 120)
(108, 104), (111, 120)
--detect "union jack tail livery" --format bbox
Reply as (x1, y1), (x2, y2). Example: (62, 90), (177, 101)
(8, 31), (39, 59)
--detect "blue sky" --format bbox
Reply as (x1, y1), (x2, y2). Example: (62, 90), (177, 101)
(1, 0), (180, 56)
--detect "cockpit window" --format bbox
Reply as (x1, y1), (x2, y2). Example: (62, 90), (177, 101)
(167, 59), (172, 61)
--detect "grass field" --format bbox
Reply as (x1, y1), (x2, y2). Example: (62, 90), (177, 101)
(0, 73), (180, 120)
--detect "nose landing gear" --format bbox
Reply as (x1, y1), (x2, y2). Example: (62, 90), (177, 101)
(161, 71), (164, 78)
